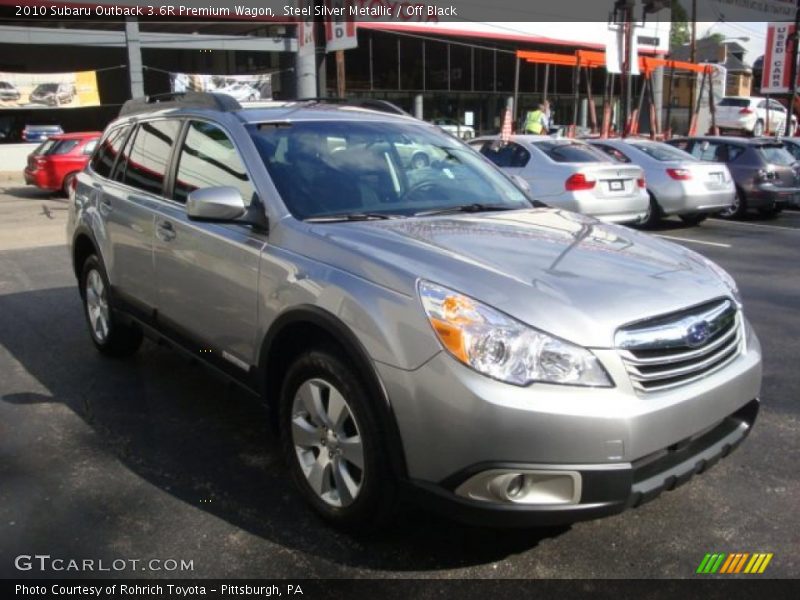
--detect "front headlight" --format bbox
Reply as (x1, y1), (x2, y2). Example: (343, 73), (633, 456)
(418, 281), (612, 387)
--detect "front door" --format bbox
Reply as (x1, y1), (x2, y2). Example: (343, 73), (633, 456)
(153, 120), (264, 369)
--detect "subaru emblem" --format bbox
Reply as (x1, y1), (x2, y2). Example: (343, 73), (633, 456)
(686, 321), (711, 348)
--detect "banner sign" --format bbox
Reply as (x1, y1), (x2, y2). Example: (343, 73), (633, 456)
(170, 72), (273, 100)
(324, 0), (358, 52)
(0, 70), (100, 109)
(762, 21), (797, 94)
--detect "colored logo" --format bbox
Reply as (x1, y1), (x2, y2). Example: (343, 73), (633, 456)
(685, 320), (711, 348)
(696, 553), (773, 574)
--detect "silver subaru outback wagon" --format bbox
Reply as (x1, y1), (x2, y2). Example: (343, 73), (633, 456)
(67, 93), (762, 529)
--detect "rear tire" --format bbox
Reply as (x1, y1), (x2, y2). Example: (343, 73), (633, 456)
(719, 188), (748, 219)
(79, 255), (143, 357)
(279, 348), (396, 530)
(752, 120), (764, 137)
(639, 192), (662, 228)
(679, 213), (707, 225)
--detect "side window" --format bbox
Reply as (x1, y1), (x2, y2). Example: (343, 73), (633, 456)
(111, 126), (137, 183)
(670, 140), (691, 152)
(82, 139), (98, 155)
(121, 120), (181, 196)
(691, 141), (722, 161)
(173, 121), (256, 205)
(594, 144), (630, 163)
(757, 100), (767, 110)
(727, 145), (745, 162)
(509, 143), (531, 167)
(89, 127), (128, 179)
(478, 142), (515, 168)
(769, 100), (786, 112)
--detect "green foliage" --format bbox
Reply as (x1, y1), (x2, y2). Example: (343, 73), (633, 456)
(670, 0), (690, 50)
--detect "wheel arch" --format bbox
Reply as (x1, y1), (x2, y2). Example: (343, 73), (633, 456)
(258, 305), (409, 480)
(71, 227), (99, 280)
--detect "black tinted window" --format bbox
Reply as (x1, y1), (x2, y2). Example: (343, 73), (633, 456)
(718, 98), (750, 107)
(537, 141), (609, 163)
(90, 127), (129, 179)
(174, 121), (255, 205)
(122, 120), (180, 196)
(479, 141), (530, 167)
(594, 144), (631, 163)
(49, 139), (79, 155)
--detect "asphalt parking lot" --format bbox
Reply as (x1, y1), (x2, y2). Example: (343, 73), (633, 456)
(0, 183), (798, 579)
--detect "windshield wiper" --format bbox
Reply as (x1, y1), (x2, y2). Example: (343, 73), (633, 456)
(413, 203), (519, 217)
(304, 212), (403, 223)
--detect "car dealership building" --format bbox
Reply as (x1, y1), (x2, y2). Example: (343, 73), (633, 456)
(0, 1), (671, 138)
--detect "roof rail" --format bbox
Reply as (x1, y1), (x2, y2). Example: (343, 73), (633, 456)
(295, 97), (412, 117)
(119, 91), (242, 117)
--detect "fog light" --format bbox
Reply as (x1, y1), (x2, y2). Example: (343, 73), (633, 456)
(455, 469), (582, 505)
(506, 474), (525, 499)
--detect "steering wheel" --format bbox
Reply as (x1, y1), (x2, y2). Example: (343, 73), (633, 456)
(403, 180), (446, 202)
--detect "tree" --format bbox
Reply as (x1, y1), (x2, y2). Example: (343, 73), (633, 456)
(670, 0), (690, 50)
(701, 32), (726, 45)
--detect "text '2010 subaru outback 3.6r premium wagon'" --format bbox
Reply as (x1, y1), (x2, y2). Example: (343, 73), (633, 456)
(68, 93), (762, 529)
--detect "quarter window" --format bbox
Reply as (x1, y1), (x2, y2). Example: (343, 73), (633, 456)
(90, 127), (129, 179)
(121, 120), (181, 196)
(174, 121), (255, 206)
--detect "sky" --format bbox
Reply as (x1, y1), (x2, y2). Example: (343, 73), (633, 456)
(697, 21), (768, 64)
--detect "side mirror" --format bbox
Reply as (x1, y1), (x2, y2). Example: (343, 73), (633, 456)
(511, 174), (531, 192)
(186, 186), (247, 222)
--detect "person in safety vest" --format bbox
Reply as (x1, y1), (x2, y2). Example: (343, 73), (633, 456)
(524, 104), (548, 134)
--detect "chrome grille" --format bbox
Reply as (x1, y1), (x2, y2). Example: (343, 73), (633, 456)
(615, 299), (743, 393)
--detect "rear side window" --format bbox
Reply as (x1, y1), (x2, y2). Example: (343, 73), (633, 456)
(757, 145), (796, 166)
(173, 121), (255, 205)
(90, 127), (129, 179)
(537, 141), (609, 163)
(121, 120), (181, 196)
(49, 139), (80, 155)
(593, 144), (631, 163)
(690, 141), (727, 162)
(718, 98), (751, 107)
(477, 141), (530, 168)
(32, 139), (55, 156)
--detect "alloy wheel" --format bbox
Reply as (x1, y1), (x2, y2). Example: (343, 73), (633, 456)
(291, 378), (364, 508)
(85, 269), (110, 343)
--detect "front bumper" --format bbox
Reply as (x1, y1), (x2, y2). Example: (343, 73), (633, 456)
(404, 399), (759, 526)
(379, 320), (761, 525)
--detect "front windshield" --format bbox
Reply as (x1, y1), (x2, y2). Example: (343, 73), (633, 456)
(248, 120), (532, 219)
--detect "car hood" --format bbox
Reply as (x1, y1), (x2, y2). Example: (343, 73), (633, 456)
(293, 208), (735, 348)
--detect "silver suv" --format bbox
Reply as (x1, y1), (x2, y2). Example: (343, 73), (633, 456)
(68, 93), (762, 529)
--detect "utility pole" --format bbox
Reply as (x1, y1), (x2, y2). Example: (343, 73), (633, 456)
(688, 0), (697, 128)
(787, 0), (800, 135)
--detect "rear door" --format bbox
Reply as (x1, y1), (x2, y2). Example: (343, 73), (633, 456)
(152, 119), (264, 369)
(87, 124), (159, 313)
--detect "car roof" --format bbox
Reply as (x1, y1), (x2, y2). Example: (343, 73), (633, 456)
(669, 135), (762, 144)
(50, 131), (102, 140)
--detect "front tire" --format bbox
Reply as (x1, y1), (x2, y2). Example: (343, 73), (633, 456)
(279, 348), (396, 530)
(80, 255), (143, 357)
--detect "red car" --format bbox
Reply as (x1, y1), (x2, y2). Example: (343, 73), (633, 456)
(24, 131), (101, 195)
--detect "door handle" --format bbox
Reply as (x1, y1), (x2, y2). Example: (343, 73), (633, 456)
(98, 197), (112, 214)
(156, 220), (176, 242)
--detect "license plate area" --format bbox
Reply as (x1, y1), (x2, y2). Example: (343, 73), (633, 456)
(608, 180), (624, 191)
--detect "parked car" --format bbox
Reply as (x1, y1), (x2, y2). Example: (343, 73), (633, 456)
(0, 80), (21, 101)
(432, 118), (475, 140)
(29, 82), (75, 106)
(715, 96), (797, 137)
(219, 82), (260, 102)
(667, 136), (800, 217)
(24, 131), (100, 195)
(777, 137), (800, 163)
(22, 124), (64, 143)
(589, 138), (735, 226)
(469, 135), (649, 224)
(68, 93), (761, 529)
